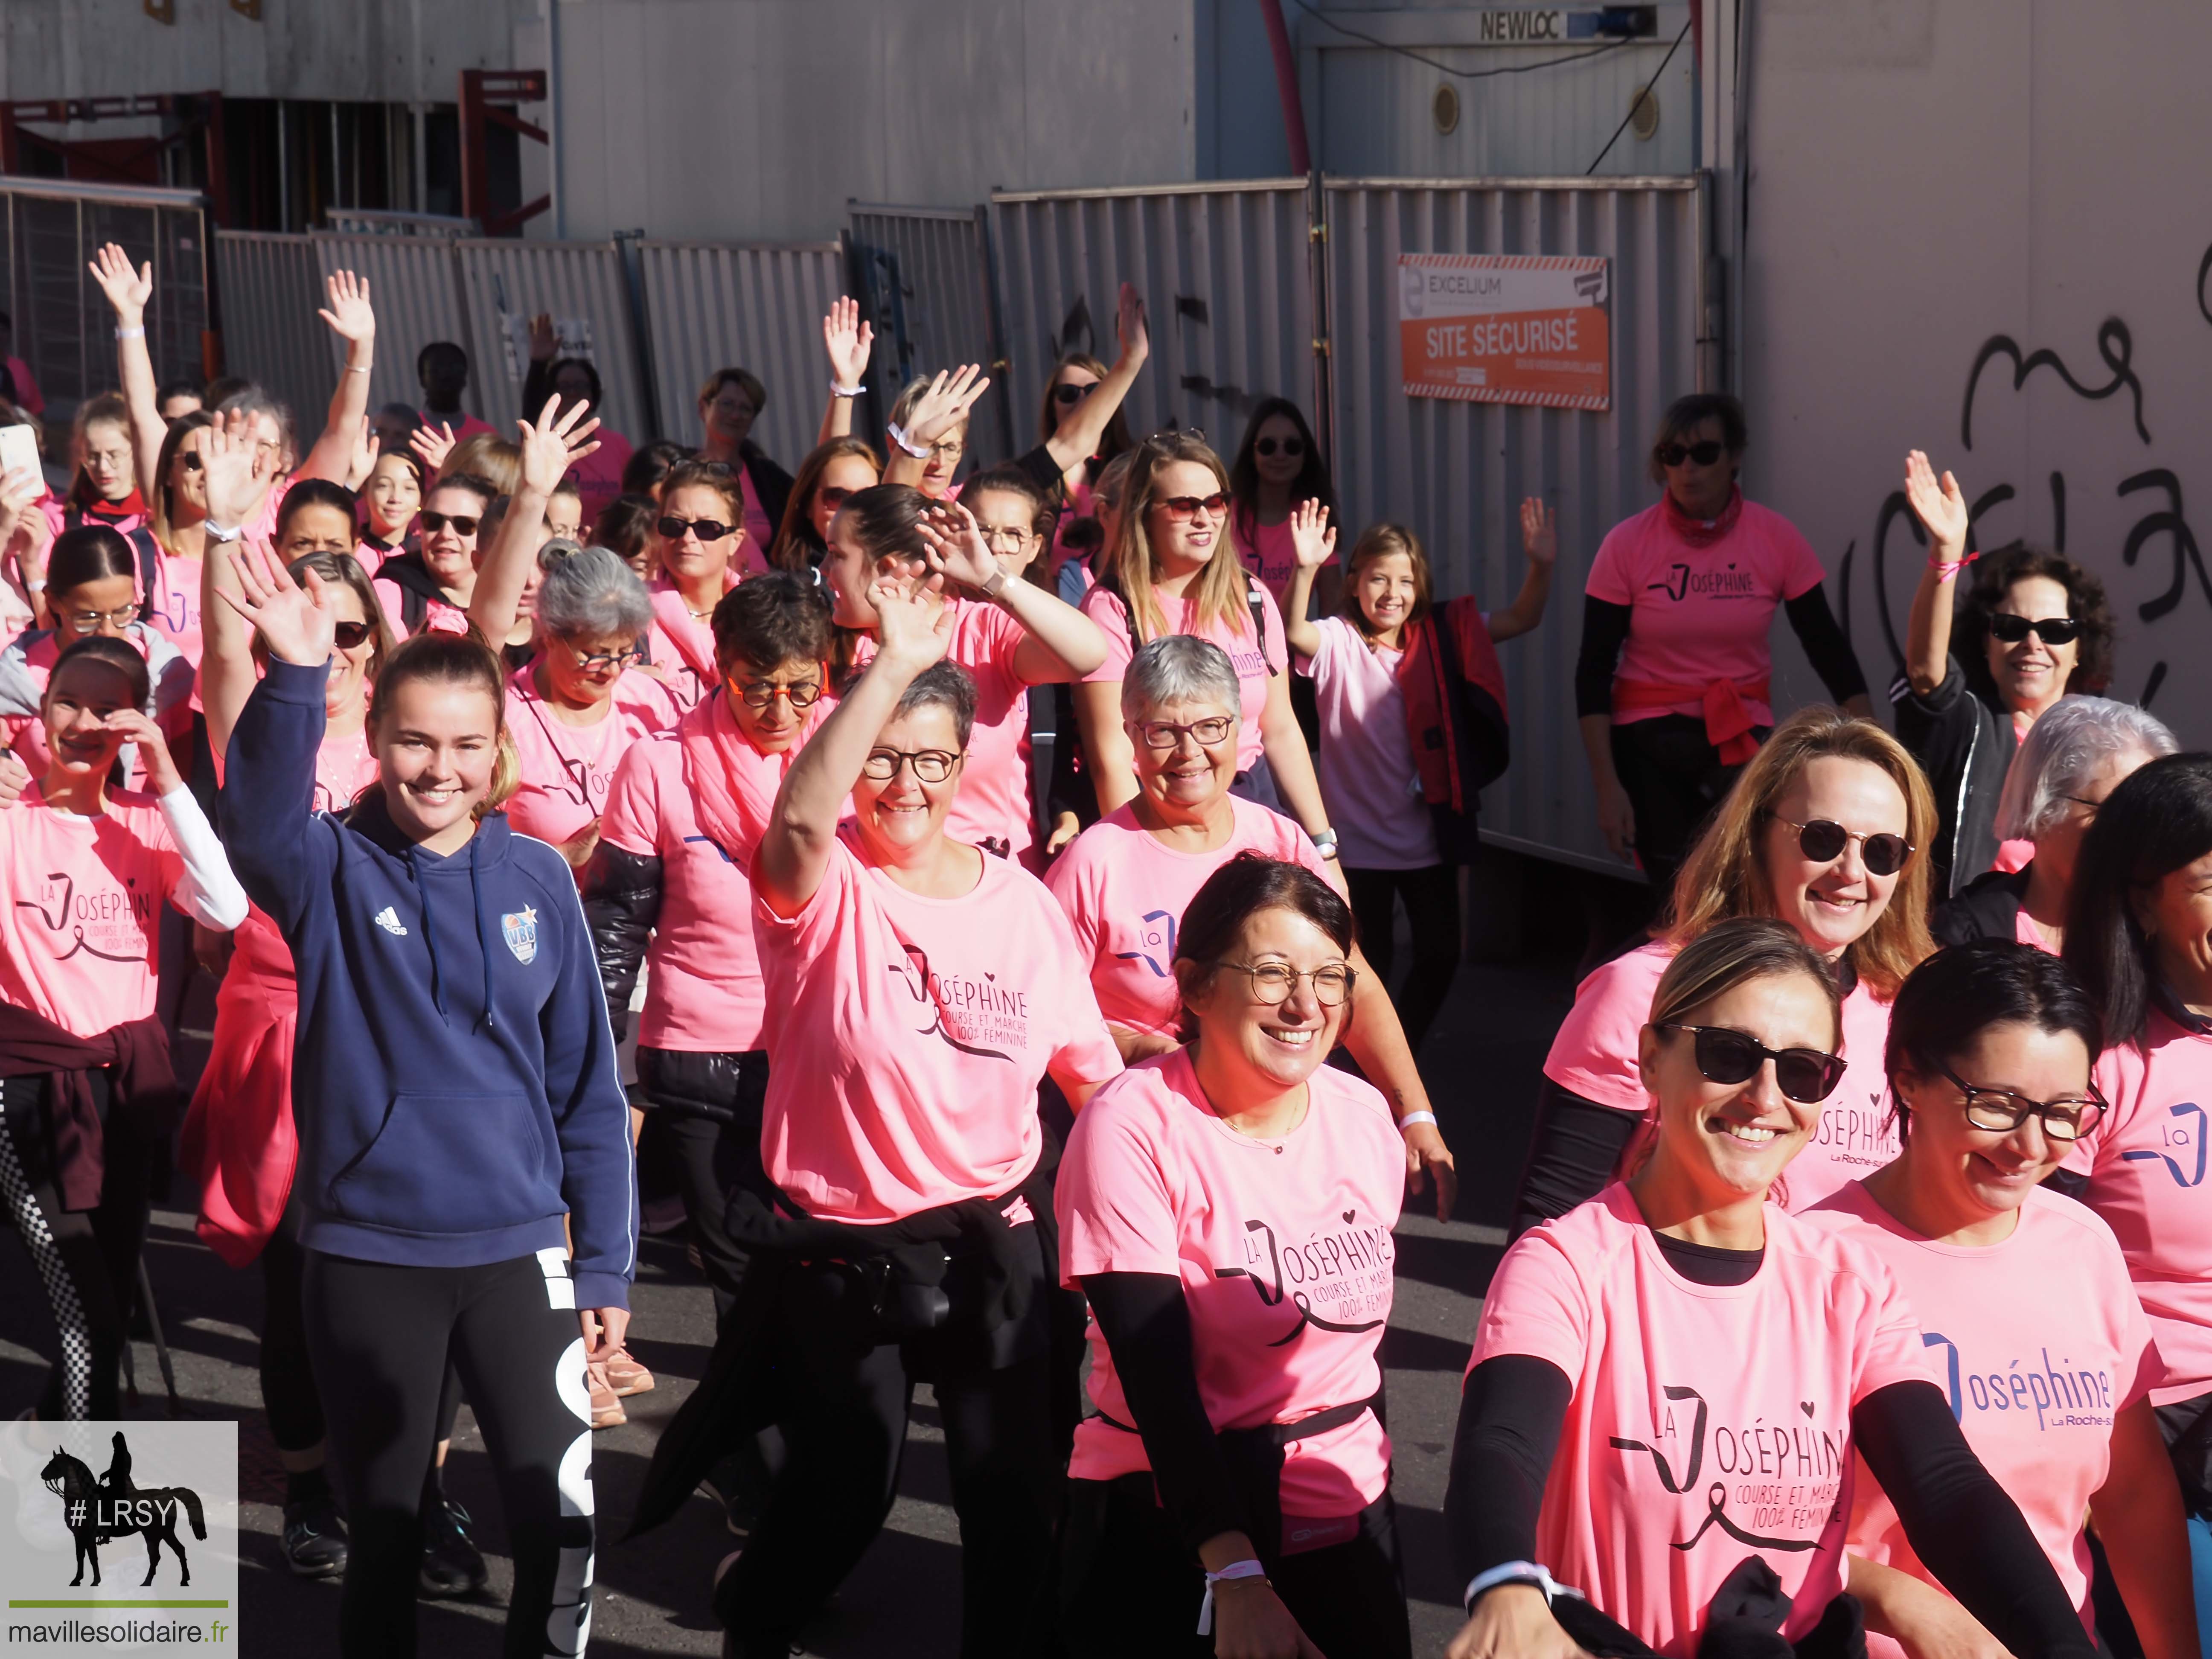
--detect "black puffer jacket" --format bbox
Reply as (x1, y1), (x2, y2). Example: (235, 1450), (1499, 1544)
(1930, 865), (2031, 948)
(1891, 652), (2011, 899)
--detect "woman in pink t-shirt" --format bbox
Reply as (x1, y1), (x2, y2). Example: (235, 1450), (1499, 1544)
(820, 480), (1105, 865)
(1073, 431), (1338, 851)
(358, 449), (422, 568)
(0, 635), (245, 1422)
(642, 458), (759, 713)
(1518, 709), (1937, 1234)
(1802, 941), (2196, 1659)
(1058, 854), (1410, 1657)
(1448, 919), (2093, 1659)
(373, 472), (488, 640)
(1048, 633), (1457, 1214)
(1575, 393), (1870, 897)
(2064, 755), (2212, 1635)
(1228, 396), (1341, 616)
(763, 436), (880, 579)
(683, 579), (1120, 1656)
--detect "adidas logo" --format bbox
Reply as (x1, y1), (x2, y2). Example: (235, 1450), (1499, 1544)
(373, 906), (408, 937)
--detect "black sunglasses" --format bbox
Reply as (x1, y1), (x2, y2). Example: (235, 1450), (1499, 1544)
(331, 620), (373, 650)
(1987, 613), (2081, 646)
(1657, 440), (1726, 468)
(1255, 436), (1305, 458)
(1053, 381), (1097, 406)
(659, 515), (735, 542)
(1658, 1024), (1846, 1105)
(421, 510), (479, 536)
(1775, 815), (1913, 878)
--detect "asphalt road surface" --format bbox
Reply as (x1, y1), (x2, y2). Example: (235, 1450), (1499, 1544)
(0, 933), (1586, 1656)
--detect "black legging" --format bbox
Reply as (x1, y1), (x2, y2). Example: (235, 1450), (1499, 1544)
(1343, 864), (1461, 1053)
(1610, 713), (1764, 904)
(304, 1250), (594, 1659)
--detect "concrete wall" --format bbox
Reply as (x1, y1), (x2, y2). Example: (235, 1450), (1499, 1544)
(1742, 0), (2212, 742)
(553, 0), (1199, 243)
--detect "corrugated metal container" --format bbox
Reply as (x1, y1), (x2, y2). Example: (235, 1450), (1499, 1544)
(454, 240), (651, 447)
(212, 231), (329, 438)
(309, 233), (478, 426)
(1325, 176), (1707, 875)
(990, 180), (1316, 453)
(848, 204), (1013, 465)
(634, 241), (849, 476)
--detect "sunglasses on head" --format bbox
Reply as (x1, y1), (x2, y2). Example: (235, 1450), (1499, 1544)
(332, 620), (373, 650)
(1052, 381), (1098, 406)
(1657, 440), (1726, 468)
(658, 515), (735, 542)
(1776, 815), (1913, 877)
(1255, 436), (1304, 458)
(1658, 1024), (1846, 1104)
(1987, 613), (2081, 646)
(421, 511), (480, 536)
(1158, 492), (1228, 523)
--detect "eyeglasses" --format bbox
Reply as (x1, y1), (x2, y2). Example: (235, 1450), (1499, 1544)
(1255, 436), (1304, 458)
(925, 438), (964, 461)
(1657, 440), (1726, 468)
(1656, 1023), (1846, 1105)
(65, 604), (141, 631)
(421, 511), (480, 536)
(1133, 715), (1235, 750)
(1052, 381), (1097, 406)
(978, 526), (1032, 551)
(1935, 1061), (2104, 1141)
(658, 515), (736, 543)
(1218, 960), (1356, 1007)
(332, 620), (373, 650)
(732, 677), (822, 710)
(1987, 613), (2082, 647)
(1157, 492), (1228, 523)
(861, 747), (962, 783)
(1775, 815), (1913, 878)
(817, 486), (856, 512)
(565, 641), (642, 670)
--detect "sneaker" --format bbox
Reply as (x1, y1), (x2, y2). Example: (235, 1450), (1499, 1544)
(604, 1348), (655, 1398)
(587, 1362), (627, 1429)
(418, 1495), (488, 1598)
(280, 1491), (349, 1579)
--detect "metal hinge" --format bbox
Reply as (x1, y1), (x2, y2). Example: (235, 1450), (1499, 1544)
(1312, 338), (1331, 356)
(1309, 222), (1327, 243)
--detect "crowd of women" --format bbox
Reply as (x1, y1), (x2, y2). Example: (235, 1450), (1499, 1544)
(0, 238), (2204, 1659)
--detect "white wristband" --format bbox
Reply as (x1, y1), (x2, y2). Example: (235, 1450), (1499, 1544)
(25, 578), (44, 592)
(885, 420), (931, 460)
(1397, 1111), (1438, 1129)
(114, 326), (144, 341)
(204, 521), (242, 544)
(831, 378), (865, 398)
(1196, 1559), (1268, 1635)
(1463, 1560), (1583, 1615)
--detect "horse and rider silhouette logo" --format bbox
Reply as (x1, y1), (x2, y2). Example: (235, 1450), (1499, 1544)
(38, 1431), (207, 1587)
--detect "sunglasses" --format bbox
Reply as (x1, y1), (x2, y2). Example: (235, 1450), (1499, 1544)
(1158, 492), (1228, 523)
(332, 621), (373, 650)
(1775, 815), (1913, 877)
(1052, 381), (1098, 406)
(1987, 613), (2081, 647)
(816, 486), (855, 511)
(1656, 440), (1726, 468)
(421, 511), (480, 536)
(1657, 1023), (1846, 1105)
(1255, 436), (1304, 458)
(658, 515), (736, 542)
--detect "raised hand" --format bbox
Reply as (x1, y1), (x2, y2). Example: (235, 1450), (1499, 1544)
(528, 312), (559, 363)
(515, 393), (603, 498)
(1115, 280), (1150, 368)
(201, 414), (268, 529)
(914, 498), (999, 591)
(870, 573), (954, 674)
(1288, 499), (1336, 570)
(1903, 450), (1969, 556)
(1519, 498), (1557, 566)
(824, 297), (874, 390)
(88, 243), (153, 323)
(317, 270), (375, 345)
(346, 421), (379, 492)
(219, 539), (337, 667)
(410, 420), (455, 476)
(903, 365), (990, 447)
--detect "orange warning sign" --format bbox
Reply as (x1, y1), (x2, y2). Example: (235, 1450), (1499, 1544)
(1397, 253), (1611, 410)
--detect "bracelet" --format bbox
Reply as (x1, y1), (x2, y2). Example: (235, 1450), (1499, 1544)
(204, 521), (242, 545)
(831, 378), (865, 398)
(1463, 1560), (1584, 1615)
(980, 567), (1008, 599)
(25, 578), (44, 592)
(114, 326), (144, 341)
(885, 420), (931, 460)
(348, 364), (373, 375)
(1196, 1559), (1269, 1636)
(1397, 1110), (1438, 1129)
(1928, 550), (1978, 585)
(1310, 827), (1339, 860)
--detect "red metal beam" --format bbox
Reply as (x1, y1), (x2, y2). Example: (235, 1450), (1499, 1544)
(459, 68), (550, 237)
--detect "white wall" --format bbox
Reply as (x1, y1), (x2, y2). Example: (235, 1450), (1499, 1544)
(1744, 0), (2212, 739)
(553, 0), (1199, 242)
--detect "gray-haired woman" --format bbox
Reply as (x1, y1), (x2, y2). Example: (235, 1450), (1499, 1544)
(1933, 696), (2176, 952)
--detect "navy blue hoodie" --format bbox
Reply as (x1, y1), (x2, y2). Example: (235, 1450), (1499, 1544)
(220, 658), (636, 1310)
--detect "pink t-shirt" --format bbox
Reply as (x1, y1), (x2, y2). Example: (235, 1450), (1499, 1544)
(736, 466), (776, 560)
(599, 707), (816, 1054)
(0, 783), (187, 1034)
(140, 547), (204, 669)
(1471, 1185), (1936, 1658)
(501, 664), (677, 852)
(1059, 1048), (1403, 1515)
(1542, 940), (1901, 1211)
(569, 428), (634, 532)
(1585, 500), (1827, 727)
(2014, 907), (2055, 953)
(371, 575), (469, 640)
(754, 827), (1122, 1223)
(1046, 795), (1327, 1040)
(2066, 1010), (2212, 1403)
(1080, 578), (1287, 774)
(1235, 509), (1336, 611)
(1803, 1182), (2157, 1652)
(851, 598), (1039, 862)
(643, 576), (738, 715)
(1297, 615), (1438, 870)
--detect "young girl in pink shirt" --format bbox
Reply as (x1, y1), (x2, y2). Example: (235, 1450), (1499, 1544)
(1803, 941), (2195, 1659)
(1448, 919), (2094, 1659)
(0, 635), (245, 1421)
(1057, 853), (1412, 1657)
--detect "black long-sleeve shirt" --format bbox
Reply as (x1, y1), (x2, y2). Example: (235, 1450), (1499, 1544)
(1575, 588), (1867, 721)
